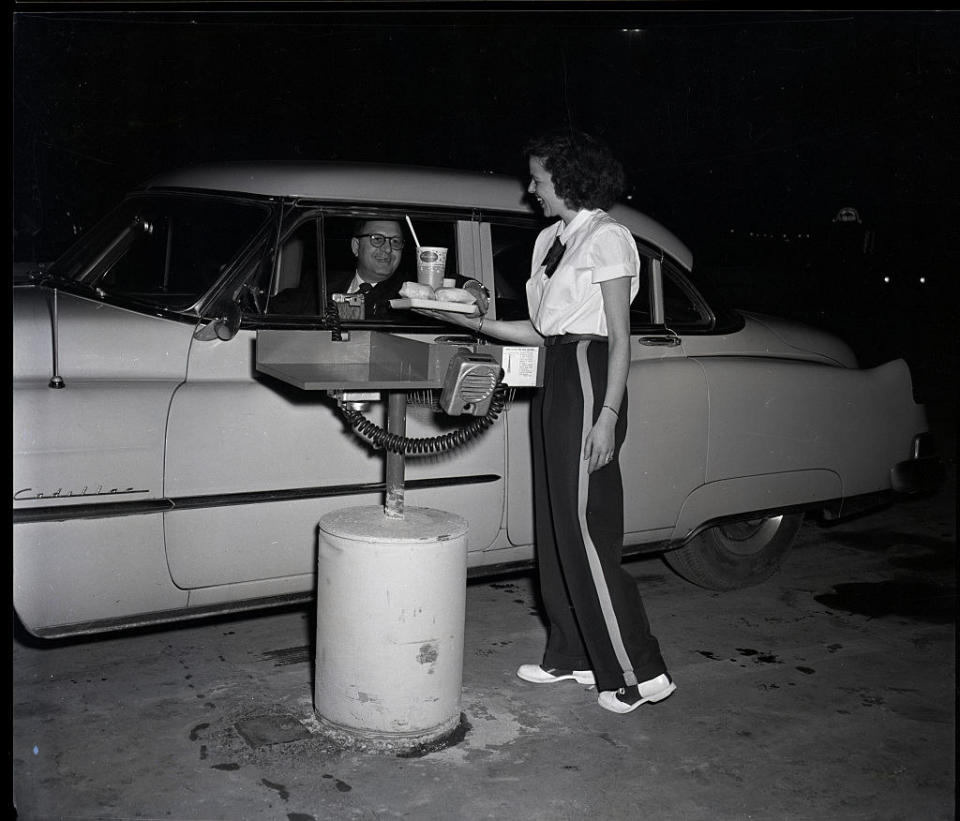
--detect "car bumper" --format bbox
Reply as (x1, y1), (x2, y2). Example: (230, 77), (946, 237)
(891, 432), (944, 494)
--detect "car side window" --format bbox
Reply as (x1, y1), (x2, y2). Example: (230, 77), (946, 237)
(266, 213), (460, 324)
(489, 222), (539, 321)
(266, 218), (321, 316)
(630, 242), (711, 331)
(66, 194), (270, 311)
(662, 260), (713, 328)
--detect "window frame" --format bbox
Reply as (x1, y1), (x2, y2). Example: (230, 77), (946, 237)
(48, 190), (274, 315)
(239, 202), (480, 332)
(632, 238), (717, 334)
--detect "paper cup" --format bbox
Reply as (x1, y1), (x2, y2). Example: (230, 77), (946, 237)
(416, 247), (447, 290)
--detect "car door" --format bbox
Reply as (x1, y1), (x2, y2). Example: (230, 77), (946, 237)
(621, 257), (710, 542)
(13, 289), (192, 634)
(162, 205), (507, 598)
(486, 220), (709, 551)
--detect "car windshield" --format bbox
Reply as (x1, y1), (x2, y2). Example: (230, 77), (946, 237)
(47, 192), (271, 311)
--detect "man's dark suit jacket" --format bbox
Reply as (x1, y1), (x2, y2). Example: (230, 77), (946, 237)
(326, 270), (412, 319)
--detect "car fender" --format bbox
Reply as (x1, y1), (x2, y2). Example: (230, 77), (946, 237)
(698, 356), (928, 497)
(14, 515), (183, 637)
(13, 292), (191, 513)
(13, 289), (193, 636)
(671, 468), (842, 542)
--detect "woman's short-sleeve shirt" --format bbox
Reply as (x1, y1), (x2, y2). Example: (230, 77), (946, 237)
(526, 209), (640, 337)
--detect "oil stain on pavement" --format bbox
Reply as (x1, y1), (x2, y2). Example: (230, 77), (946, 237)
(815, 579), (956, 624)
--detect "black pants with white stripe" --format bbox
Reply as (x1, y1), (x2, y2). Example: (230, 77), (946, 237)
(531, 339), (667, 691)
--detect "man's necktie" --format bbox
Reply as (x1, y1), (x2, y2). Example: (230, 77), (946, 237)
(541, 236), (565, 278)
(357, 282), (373, 298)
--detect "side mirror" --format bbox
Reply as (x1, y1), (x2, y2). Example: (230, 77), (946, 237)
(194, 302), (242, 341)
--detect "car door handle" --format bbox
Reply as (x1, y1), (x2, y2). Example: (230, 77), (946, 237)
(638, 333), (681, 347)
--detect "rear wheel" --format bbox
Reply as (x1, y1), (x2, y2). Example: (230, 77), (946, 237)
(663, 513), (804, 590)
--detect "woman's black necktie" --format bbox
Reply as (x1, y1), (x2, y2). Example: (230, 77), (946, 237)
(541, 236), (565, 278)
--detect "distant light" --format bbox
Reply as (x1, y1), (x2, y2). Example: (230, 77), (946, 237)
(883, 276), (891, 284)
(919, 276), (926, 284)
(834, 206), (861, 224)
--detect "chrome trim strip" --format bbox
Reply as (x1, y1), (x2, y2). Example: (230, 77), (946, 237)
(14, 498), (173, 524)
(13, 474), (501, 524)
(22, 593), (313, 641)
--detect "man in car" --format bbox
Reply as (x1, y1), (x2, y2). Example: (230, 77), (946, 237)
(329, 218), (409, 318)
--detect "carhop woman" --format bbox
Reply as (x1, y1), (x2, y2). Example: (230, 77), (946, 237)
(425, 129), (675, 714)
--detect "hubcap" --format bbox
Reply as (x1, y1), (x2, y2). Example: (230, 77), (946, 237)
(716, 515), (784, 556)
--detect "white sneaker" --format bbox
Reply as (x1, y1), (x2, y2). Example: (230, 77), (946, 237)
(597, 673), (676, 714)
(516, 664), (596, 686)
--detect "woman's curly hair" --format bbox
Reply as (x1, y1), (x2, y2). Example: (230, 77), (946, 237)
(524, 129), (626, 211)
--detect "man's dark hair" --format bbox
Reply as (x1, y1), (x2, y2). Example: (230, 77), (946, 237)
(524, 129), (626, 211)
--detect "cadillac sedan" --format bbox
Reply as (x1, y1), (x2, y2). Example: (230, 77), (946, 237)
(12, 162), (939, 638)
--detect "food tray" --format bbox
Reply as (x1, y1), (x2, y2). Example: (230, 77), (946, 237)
(389, 298), (477, 314)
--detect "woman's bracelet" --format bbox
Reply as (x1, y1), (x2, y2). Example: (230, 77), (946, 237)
(602, 404), (619, 418)
(477, 315), (485, 333)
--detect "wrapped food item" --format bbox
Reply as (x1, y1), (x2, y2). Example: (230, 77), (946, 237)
(434, 287), (477, 304)
(399, 281), (436, 300)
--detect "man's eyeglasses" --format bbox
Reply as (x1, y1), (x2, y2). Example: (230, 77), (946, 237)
(355, 233), (405, 250)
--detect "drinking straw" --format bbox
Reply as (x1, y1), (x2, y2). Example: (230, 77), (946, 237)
(405, 215), (421, 249)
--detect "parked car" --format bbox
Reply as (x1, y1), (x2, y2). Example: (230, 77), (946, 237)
(12, 162), (940, 639)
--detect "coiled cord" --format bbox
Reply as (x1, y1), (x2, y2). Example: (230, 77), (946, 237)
(322, 298), (507, 456)
(338, 384), (507, 456)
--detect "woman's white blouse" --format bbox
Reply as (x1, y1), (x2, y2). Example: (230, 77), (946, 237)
(526, 209), (640, 337)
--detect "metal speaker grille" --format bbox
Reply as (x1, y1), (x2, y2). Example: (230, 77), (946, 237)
(461, 368), (498, 401)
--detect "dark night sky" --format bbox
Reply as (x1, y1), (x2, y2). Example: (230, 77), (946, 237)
(12, 6), (959, 269)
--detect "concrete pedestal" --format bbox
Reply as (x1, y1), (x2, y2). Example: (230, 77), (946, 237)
(315, 505), (469, 752)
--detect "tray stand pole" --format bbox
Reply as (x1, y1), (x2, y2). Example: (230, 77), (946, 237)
(384, 391), (407, 519)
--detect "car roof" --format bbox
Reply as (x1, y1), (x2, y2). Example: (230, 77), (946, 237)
(146, 161), (693, 270)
